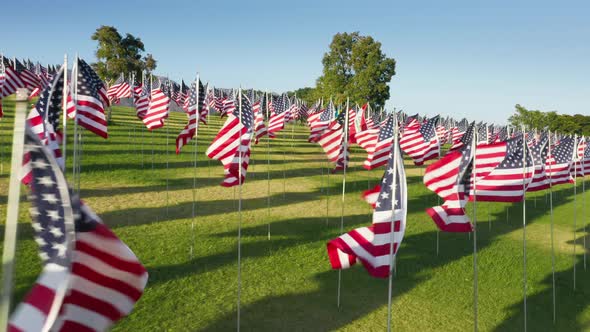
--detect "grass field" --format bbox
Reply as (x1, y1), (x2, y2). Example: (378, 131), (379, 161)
(1, 97), (589, 331)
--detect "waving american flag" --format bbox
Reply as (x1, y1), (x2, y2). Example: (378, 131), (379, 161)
(527, 133), (550, 192)
(176, 80), (205, 154)
(399, 115), (440, 166)
(74, 58), (108, 138)
(206, 91), (254, 187)
(362, 114), (394, 170)
(327, 140), (407, 278)
(546, 136), (576, 186)
(142, 78), (170, 130)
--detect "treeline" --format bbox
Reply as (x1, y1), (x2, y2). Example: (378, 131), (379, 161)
(509, 104), (590, 135)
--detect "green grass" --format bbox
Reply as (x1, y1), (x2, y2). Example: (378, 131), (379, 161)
(1, 96), (589, 331)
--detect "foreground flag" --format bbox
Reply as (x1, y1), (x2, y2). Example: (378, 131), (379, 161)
(74, 58), (108, 138)
(327, 139), (407, 278)
(9, 130), (148, 332)
(469, 134), (534, 202)
(142, 78), (170, 130)
(176, 79), (205, 154)
(424, 122), (475, 232)
(22, 65), (68, 184)
(399, 115), (440, 165)
(546, 136), (576, 186)
(206, 91), (254, 187)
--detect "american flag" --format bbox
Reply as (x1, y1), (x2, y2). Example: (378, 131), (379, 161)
(220, 90), (236, 118)
(142, 78), (170, 130)
(476, 123), (489, 145)
(15, 58), (40, 91)
(327, 142), (407, 278)
(546, 136), (576, 186)
(268, 94), (289, 135)
(435, 120), (448, 145)
(527, 133), (550, 192)
(354, 103), (369, 134)
(494, 126), (508, 143)
(131, 77), (149, 119)
(362, 114), (394, 170)
(572, 136), (588, 177)
(106, 73), (131, 102)
(317, 108), (349, 173)
(347, 105), (358, 144)
(9, 131), (147, 332)
(1, 57), (25, 97)
(79, 59), (109, 108)
(469, 134), (534, 202)
(21, 65), (68, 185)
(424, 122), (475, 232)
(253, 95), (268, 144)
(175, 80), (189, 107)
(206, 91), (254, 187)
(176, 80), (205, 154)
(399, 115), (440, 166)
(74, 58), (108, 139)
(450, 118), (468, 150)
(307, 103), (334, 143)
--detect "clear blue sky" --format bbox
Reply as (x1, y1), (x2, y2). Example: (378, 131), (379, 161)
(2, 0), (588, 123)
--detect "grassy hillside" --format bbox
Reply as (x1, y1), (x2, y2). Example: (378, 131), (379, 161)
(0, 98), (589, 331)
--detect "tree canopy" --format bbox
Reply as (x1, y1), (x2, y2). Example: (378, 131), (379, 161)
(314, 32), (396, 109)
(509, 104), (590, 135)
(91, 25), (157, 82)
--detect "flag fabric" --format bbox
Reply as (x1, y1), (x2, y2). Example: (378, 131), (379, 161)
(347, 106), (358, 144)
(253, 97), (268, 144)
(424, 122), (475, 232)
(131, 79), (149, 119)
(469, 134), (534, 202)
(399, 115), (440, 166)
(546, 136), (576, 186)
(206, 92), (254, 187)
(572, 136), (587, 177)
(308, 104), (333, 143)
(363, 114), (394, 170)
(327, 141), (407, 278)
(21, 65), (68, 184)
(268, 94), (288, 135)
(74, 59), (108, 138)
(10, 131), (148, 332)
(527, 133), (550, 192)
(1, 57), (25, 97)
(317, 109), (349, 172)
(15, 58), (40, 91)
(450, 119), (468, 150)
(142, 78), (170, 130)
(175, 80), (204, 154)
(106, 73), (131, 102)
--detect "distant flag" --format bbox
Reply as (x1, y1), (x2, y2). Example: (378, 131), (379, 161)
(327, 140), (407, 278)
(527, 132), (550, 192)
(268, 94), (289, 135)
(9, 130), (147, 332)
(450, 118), (468, 150)
(206, 91), (254, 187)
(399, 115), (440, 165)
(106, 73), (131, 102)
(131, 76), (149, 119)
(142, 78), (170, 130)
(308, 102), (334, 143)
(1, 56), (25, 97)
(176, 79), (205, 154)
(73, 58), (108, 138)
(317, 108), (349, 173)
(469, 134), (534, 202)
(424, 122), (475, 232)
(546, 136), (576, 186)
(363, 114), (395, 170)
(572, 136), (587, 177)
(15, 58), (40, 91)
(253, 95), (268, 144)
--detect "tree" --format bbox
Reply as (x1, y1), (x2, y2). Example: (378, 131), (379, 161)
(91, 26), (157, 82)
(509, 104), (588, 135)
(316, 32), (396, 109)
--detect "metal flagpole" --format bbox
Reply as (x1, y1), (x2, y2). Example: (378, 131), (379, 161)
(62, 54), (68, 166)
(521, 126), (528, 332)
(583, 137), (587, 271)
(386, 113), (400, 332)
(337, 98), (350, 309)
(150, 75), (154, 170)
(165, 78), (170, 219)
(282, 95), (287, 199)
(548, 131), (556, 323)
(141, 71), (145, 168)
(72, 55), (80, 190)
(190, 75), (200, 258)
(266, 91), (272, 240)
(472, 125), (479, 332)
(0, 100), (27, 330)
(236, 87), (244, 332)
(573, 135), (578, 290)
(0, 53), (4, 175)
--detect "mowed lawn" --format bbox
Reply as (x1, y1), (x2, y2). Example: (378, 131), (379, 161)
(1, 97), (589, 331)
